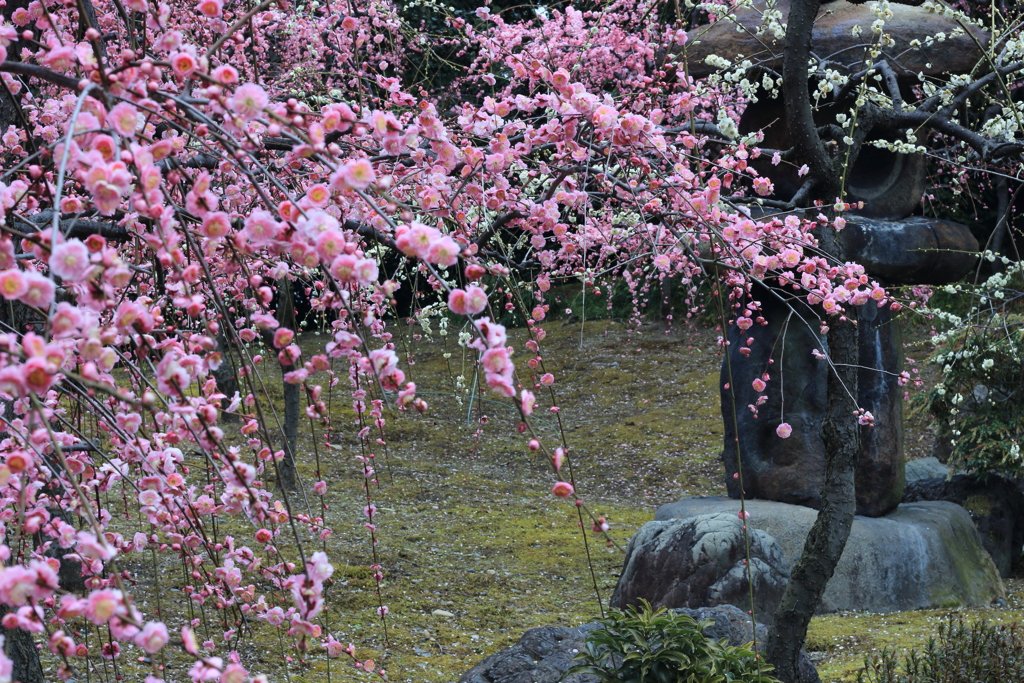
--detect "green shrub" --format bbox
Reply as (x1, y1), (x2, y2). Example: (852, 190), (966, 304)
(564, 601), (779, 683)
(918, 312), (1024, 474)
(857, 616), (1024, 683)
(913, 263), (1024, 475)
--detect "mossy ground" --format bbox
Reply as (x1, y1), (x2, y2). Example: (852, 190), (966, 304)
(65, 316), (1024, 683)
(301, 317), (731, 682)
(806, 579), (1024, 681)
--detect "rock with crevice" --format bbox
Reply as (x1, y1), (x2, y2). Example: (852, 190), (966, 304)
(610, 512), (790, 623)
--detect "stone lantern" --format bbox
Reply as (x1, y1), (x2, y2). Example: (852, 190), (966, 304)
(688, 0), (987, 516)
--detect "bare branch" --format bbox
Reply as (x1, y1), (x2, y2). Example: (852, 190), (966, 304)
(344, 219), (398, 253)
(662, 121), (727, 137)
(919, 60), (1024, 115)
(893, 108), (1023, 161)
(13, 211), (132, 241)
(875, 61), (903, 112)
(781, 0), (839, 201)
(157, 154), (220, 171)
(0, 62), (81, 91)
(731, 178), (817, 212)
(262, 130), (344, 152)
(474, 210), (525, 249)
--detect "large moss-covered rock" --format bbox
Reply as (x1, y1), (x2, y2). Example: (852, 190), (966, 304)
(654, 497), (1004, 613)
(903, 474), (1024, 577)
(609, 512), (790, 623)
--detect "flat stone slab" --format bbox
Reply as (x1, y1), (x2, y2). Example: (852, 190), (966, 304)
(905, 457), (952, 483)
(654, 498), (1003, 613)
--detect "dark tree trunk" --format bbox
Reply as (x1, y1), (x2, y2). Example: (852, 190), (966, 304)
(765, 318), (859, 681)
(0, 78), (20, 138)
(1, 0), (34, 143)
(765, 1), (860, 680)
(36, 496), (86, 594)
(0, 606), (43, 683)
(280, 379), (300, 489)
(212, 334), (239, 424)
(0, 18), (44, 666)
(57, 550), (85, 593)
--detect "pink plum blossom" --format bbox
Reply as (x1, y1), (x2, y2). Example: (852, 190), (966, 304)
(230, 84), (269, 120)
(135, 622), (169, 653)
(49, 239), (91, 281)
(0, 270), (27, 300)
(85, 589), (122, 625)
(107, 103), (140, 137)
(170, 51), (198, 76)
(552, 481), (574, 498)
(195, 0), (223, 17)
(19, 273), (55, 308)
(334, 159), (376, 190)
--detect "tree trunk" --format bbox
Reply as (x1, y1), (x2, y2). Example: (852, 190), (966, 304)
(765, 317), (859, 681)
(212, 334), (239, 424)
(0, 606), (43, 683)
(0, 0), (30, 133)
(280, 379), (300, 490)
(0, 30), (44, 667)
(765, 1), (860, 680)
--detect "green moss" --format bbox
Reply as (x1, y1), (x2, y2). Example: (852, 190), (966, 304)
(273, 320), (734, 682)
(806, 580), (1024, 682)
(963, 495), (993, 517)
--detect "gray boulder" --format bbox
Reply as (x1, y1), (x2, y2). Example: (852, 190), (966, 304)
(903, 474), (1024, 577)
(610, 512), (790, 623)
(458, 623), (601, 683)
(458, 604), (819, 683)
(905, 457), (951, 483)
(655, 497), (1003, 613)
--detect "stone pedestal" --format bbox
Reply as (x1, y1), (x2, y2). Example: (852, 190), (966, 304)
(721, 214), (979, 517)
(722, 288), (905, 517)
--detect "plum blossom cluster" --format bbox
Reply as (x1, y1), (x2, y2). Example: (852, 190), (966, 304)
(0, 0), (926, 679)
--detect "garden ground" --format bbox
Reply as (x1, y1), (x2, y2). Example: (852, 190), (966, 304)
(297, 315), (1024, 683)
(83, 314), (1023, 683)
